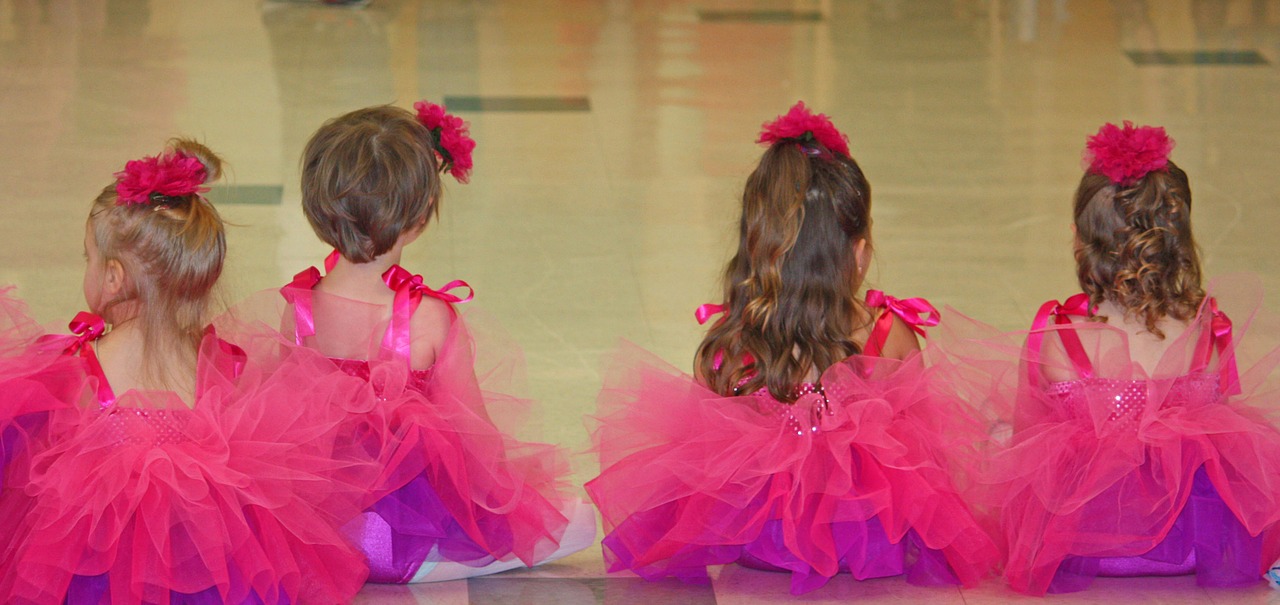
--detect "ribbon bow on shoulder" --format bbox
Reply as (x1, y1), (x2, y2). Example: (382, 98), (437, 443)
(380, 265), (474, 360)
(1202, 298), (1240, 395)
(66, 312), (106, 355)
(382, 266), (475, 306)
(1026, 293), (1095, 381)
(862, 290), (939, 358)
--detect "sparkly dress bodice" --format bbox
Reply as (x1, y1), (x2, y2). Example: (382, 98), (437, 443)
(64, 312), (197, 447)
(331, 358), (435, 394)
(726, 291), (937, 436)
(1045, 373), (1222, 430)
(1030, 294), (1237, 432)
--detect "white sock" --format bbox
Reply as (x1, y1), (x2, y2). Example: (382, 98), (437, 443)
(406, 499), (598, 583)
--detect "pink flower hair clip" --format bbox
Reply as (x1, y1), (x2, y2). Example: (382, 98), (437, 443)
(414, 100), (476, 184)
(757, 101), (850, 158)
(1084, 121), (1174, 186)
(114, 152), (207, 206)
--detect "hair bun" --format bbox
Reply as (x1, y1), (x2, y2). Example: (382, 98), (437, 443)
(167, 138), (223, 185)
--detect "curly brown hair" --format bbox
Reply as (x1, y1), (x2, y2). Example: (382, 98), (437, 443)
(1073, 160), (1203, 338)
(694, 142), (872, 402)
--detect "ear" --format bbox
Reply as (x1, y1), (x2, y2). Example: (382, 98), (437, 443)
(398, 219), (428, 248)
(103, 258), (127, 300)
(854, 238), (870, 277)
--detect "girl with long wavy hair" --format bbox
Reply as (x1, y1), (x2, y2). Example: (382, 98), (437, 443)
(586, 102), (998, 595)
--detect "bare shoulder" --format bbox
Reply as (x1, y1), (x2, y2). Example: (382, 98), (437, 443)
(878, 314), (923, 361)
(408, 296), (454, 369)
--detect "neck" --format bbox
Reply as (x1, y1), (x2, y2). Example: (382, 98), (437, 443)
(327, 248), (402, 281)
(318, 247), (411, 302)
(97, 315), (198, 398)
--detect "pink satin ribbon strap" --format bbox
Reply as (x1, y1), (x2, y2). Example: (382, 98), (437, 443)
(214, 335), (248, 379)
(324, 249), (340, 273)
(382, 266), (475, 305)
(695, 303), (726, 325)
(862, 290), (939, 358)
(380, 265), (474, 361)
(280, 266), (324, 345)
(1026, 293), (1095, 382)
(1203, 299), (1241, 396)
(67, 312), (114, 406)
(66, 312), (106, 354)
(864, 290), (940, 336)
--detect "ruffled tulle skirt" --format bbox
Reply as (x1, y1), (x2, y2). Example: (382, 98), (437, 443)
(928, 278), (1280, 595)
(586, 343), (998, 595)
(0, 317), (380, 604)
(219, 292), (576, 583)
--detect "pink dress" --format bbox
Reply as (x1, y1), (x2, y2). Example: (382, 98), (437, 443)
(225, 256), (574, 583)
(0, 294), (375, 604)
(586, 292), (999, 595)
(935, 282), (1280, 595)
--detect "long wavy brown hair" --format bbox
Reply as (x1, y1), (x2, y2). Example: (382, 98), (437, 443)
(695, 142), (872, 402)
(1073, 160), (1203, 338)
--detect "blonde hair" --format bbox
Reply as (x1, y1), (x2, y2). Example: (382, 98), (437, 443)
(1073, 161), (1203, 338)
(301, 105), (442, 263)
(89, 138), (226, 389)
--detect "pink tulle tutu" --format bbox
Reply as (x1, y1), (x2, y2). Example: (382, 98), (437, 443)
(586, 342), (999, 594)
(930, 277), (1280, 595)
(0, 293), (379, 604)
(218, 264), (574, 583)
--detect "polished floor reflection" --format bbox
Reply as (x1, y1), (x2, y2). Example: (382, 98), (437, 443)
(2, 0), (1279, 602)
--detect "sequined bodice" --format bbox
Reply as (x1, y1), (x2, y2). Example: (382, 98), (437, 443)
(1045, 373), (1222, 429)
(101, 407), (192, 446)
(753, 383), (837, 436)
(331, 357), (434, 394)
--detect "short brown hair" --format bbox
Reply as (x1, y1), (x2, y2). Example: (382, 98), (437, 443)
(1073, 160), (1203, 338)
(301, 105), (442, 263)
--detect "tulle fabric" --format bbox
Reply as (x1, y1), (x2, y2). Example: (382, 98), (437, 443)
(0, 291), (86, 499)
(586, 343), (999, 595)
(0, 297), (380, 604)
(928, 277), (1280, 595)
(218, 288), (573, 583)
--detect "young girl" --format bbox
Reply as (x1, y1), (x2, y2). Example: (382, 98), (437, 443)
(585, 102), (999, 595)
(221, 101), (595, 584)
(954, 122), (1280, 594)
(0, 139), (379, 603)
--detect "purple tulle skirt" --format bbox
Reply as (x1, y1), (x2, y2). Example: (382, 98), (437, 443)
(1048, 468), (1261, 593)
